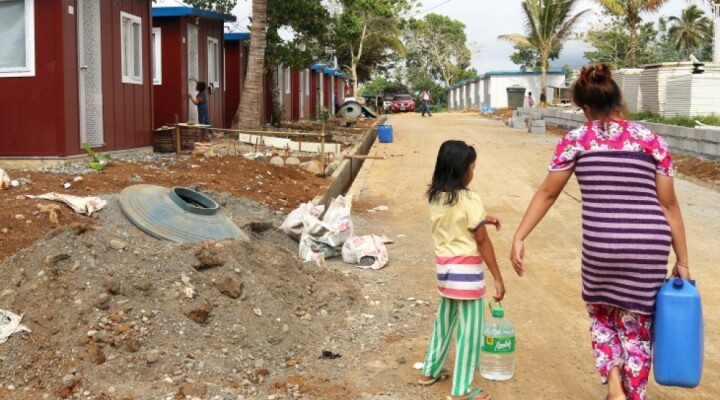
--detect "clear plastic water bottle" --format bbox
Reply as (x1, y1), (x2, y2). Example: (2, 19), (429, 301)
(480, 302), (515, 381)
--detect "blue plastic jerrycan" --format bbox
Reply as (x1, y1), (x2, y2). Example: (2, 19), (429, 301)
(653, 278), (704, 387)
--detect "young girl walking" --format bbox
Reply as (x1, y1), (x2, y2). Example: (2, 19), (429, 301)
(510, 64), (690, 400)
(418, 140), (506, 400)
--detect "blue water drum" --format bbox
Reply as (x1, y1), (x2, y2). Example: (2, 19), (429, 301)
(378, 125), (393, 143)
(654, 278), (704, 387)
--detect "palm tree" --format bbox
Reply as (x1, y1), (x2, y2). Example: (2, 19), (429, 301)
(499, 0), (588, 107)
(593, 0), (669, 68)
(669, 5), (713, 60)
(233, 0), (267, 129)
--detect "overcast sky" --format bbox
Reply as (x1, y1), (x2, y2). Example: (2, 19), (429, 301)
(227, 0), (714, 73)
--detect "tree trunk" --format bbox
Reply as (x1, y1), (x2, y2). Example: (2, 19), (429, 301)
(233, 0), (267, 129)
(540, 50), (548, 108)
(629, 17), (638, 68)
(351, 23), (368, 96)
(268, 65), (283, 126)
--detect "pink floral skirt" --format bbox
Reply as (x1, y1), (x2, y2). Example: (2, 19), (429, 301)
(587, 304), (653, 400)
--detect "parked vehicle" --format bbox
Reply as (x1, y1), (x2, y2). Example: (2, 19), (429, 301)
(383, 97), (393, 112)
(390, 94), (415, 113)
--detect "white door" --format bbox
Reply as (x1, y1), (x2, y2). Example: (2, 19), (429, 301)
(187, 23), (199, 123)
(78, 0), (104, 147)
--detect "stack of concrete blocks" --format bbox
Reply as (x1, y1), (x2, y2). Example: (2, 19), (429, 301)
(528, 118), (546, 134)
(510, 110), (527, 129)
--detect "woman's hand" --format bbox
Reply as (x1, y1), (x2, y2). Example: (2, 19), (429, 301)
(493, 279), (506, 302)
(484, 215), (501, 231)
(671, 261), (691, 280)
(510, 238), (525, 277)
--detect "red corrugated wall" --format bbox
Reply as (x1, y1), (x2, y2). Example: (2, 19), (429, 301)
(1, 0), (153, 158)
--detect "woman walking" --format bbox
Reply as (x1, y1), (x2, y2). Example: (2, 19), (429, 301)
(510, 64), (690, 400)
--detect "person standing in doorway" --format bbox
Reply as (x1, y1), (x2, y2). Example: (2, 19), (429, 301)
(189, 77), (211, 141)
(527, 91), (535, 108)
(510, 64), (690, 400)
(421, 89), (433, 117)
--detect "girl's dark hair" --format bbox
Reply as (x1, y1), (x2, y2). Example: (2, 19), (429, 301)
(196, 81), (207, 92)
(572, 64), (626, 125)
(426, 140), (477, 205)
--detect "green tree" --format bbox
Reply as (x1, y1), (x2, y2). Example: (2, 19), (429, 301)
(264, 0), (329, 124)
(509, 43), (560, 70)
(184, 0), (237, 13)
(234, 0), (266, 129)
(331, 0), (417, 94)
(403, 13), (474, 87)
(669, 5), (713, 60)
(582, 17), (660, 67)
(592, 0), (669, 67)
(499, 0), (588, 106)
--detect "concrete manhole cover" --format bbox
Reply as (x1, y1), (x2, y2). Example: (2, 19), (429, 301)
(119, 185), (248, 243)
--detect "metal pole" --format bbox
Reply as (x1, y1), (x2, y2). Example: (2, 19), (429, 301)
(320, 120), (326, 176)
(174, 114), (181, 155)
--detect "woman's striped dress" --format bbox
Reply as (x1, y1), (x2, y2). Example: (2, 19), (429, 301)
(574, 151), (671, 315)
(550, 120), (675, 315)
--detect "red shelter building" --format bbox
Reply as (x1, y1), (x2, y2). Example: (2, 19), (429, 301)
(223, 31), (249, 128)
(1, 0), (154, 159)
(151, 0), (235, 129)
(309, 64), (326, 121)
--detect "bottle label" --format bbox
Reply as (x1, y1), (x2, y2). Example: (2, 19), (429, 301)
(483, 336), (515, 354)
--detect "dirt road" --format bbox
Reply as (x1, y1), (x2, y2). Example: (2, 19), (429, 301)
(338, 112), (719, 399)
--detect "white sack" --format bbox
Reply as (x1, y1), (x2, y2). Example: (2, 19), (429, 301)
(280, 202), (324, 241)
(341, 234), (389, 270)
(299, 195), (354, 264)
(25, 193), (107, 216)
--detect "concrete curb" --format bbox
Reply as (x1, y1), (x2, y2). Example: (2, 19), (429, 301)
(515, 107), (720, 161)
(313, 117), (387, 208)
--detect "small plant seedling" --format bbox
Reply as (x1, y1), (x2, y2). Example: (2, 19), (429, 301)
(81, 143), (111, 171)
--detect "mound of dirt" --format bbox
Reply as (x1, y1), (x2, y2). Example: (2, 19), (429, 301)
(0, 193), (361, 399)
(0, 155), (329, 265)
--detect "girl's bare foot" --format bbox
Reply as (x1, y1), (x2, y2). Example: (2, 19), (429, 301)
(607, 366), (626, 400)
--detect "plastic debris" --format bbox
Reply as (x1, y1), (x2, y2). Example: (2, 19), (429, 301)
(0, 169), (9, 190)
(25, 193), (107, 216)
(0, 310), (31, 344)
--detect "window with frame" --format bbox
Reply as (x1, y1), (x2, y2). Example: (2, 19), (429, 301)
(152, 27), (162, 85)
(0, 0), (35, 77)
(285, 67), (290, 94)
(207, 37), (220, 89)
(121, 11), (142, 84)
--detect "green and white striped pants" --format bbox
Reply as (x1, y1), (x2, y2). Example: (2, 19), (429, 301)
(422, 296), (484, 397)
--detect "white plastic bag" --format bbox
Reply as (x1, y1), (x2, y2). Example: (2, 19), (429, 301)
(280, 202), (324, 241)
(341, 235), (389, 270)
(0, 310), (31, 344)
(298, 195), (354, 264)
(0, 169), (9, 190)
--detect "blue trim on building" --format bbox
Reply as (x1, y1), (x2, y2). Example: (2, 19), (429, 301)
(152, 6), (236, 22)
(311, 64), (326, 70)
(224, 32), (250, 41)
(323, 68), (337, 74)
(482, 70), (565, 76)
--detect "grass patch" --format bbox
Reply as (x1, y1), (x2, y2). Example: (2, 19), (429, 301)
(629, 112), (720, 128)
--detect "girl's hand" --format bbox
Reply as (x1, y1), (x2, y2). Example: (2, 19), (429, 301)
(493, 279), (506, 302)
(510, 238), (525, 277)
(484, 215), (501, 231)
(671, 261), (691, 280)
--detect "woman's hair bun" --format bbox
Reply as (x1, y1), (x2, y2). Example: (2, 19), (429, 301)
(581, 63), (612, 84)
